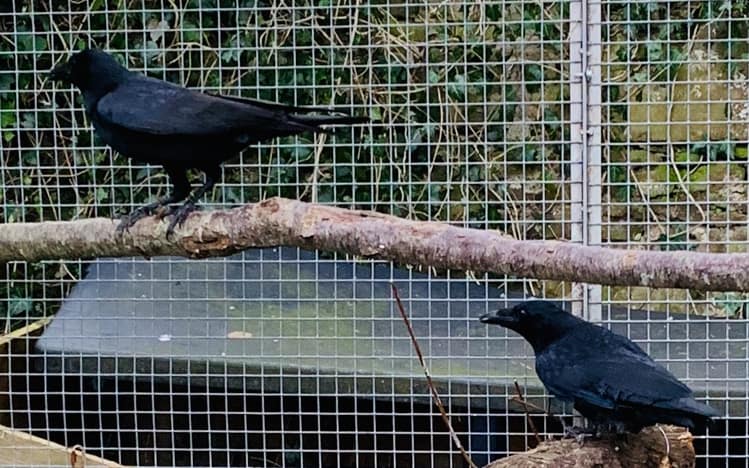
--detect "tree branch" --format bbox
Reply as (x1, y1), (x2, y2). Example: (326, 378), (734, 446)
(2, 197), (749, 292)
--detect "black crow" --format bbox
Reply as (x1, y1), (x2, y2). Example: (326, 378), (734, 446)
(50, 48), (368, 236)
(480, 300), (720, 433)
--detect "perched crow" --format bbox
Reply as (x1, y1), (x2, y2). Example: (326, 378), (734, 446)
(480, 300), (720, 433)
(50, 48), (368, 235)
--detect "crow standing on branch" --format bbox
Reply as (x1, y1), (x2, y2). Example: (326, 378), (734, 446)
(50, 48), (368, 236)
(480, 300), (720, 434)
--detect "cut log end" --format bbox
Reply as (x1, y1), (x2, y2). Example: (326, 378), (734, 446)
(484, 425), (695, 468)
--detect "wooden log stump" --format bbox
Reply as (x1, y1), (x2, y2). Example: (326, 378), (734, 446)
(484, 426), (695, 468)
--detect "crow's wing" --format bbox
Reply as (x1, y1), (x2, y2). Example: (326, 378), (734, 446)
(95, 76), (314, 136)
(536, 329), (694, 412)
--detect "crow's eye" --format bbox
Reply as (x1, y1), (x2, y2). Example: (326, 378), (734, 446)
(518, 308), (526, 315)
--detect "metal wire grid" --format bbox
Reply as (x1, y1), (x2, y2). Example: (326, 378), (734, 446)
(598, 0), (749, 464)
(0, 0), (740, 466)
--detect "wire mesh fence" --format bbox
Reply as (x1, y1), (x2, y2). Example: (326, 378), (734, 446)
(0, 0), (746, 466)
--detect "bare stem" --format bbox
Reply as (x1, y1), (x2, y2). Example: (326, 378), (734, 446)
(391, 283), (478, 468)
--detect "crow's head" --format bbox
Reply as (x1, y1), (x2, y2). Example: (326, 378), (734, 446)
(480, 300), (583, 352)
(50, 48), (127, 96)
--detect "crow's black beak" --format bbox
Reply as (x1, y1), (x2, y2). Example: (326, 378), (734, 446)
(479, 308), (518, 326)
(50, 62), (72, 82)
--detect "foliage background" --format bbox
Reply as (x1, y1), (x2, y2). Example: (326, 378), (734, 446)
(2, 0), (749, 331)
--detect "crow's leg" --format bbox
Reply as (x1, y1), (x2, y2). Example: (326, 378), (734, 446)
(597, 421), (629, 438)
(563, 424), (596, 438)
(561, 418), (597, 444)
(117, 167), (191, 233)
(165, 166), (220, 238)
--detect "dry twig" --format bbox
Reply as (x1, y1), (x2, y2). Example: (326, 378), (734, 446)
(512, 380), (542, 446)
(391, 283), (478, 468)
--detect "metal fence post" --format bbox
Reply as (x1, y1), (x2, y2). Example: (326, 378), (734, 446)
(570, 0), (602, 322)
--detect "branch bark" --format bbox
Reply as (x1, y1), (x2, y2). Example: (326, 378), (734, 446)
(484, 425), (695, 468)
(2, 197), (749, 292)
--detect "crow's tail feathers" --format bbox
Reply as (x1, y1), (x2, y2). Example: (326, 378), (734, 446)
(289, 113), (369, 131)
(213, 92), (369, 130)
(655, 397), (722, 434)
(689, 414), (721, 435)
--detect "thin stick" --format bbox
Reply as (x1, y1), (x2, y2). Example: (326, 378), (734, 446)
(508, 396), (547, 414)
(513, 380), (542, 445)
(510, 389), (568, 436)
(391, 283), (478, 468)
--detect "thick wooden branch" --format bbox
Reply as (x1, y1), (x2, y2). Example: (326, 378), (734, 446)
(484, 426), (695, 468)
(2, 197), (749, 291)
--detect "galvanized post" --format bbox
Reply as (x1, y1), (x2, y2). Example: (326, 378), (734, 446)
(586, 0), (603, 323)
(569, 0), (602, 322)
